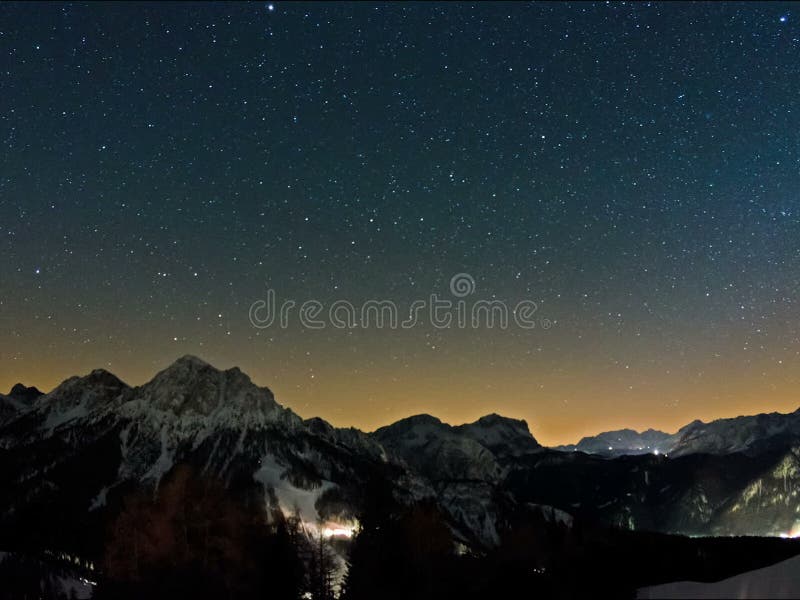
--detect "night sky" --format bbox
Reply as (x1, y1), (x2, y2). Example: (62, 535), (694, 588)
(2, 2), (800, 445)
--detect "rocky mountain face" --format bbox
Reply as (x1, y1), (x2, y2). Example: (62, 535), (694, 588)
(667, 411), (800, 457)
(0, 357), (545, 555)
(372, 413), (543, 545)
(8, 383), (44, 404)
(2, 356), (800, 559)
(0, 384), (43, 427)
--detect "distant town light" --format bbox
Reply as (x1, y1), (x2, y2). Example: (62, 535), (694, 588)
(323, 526), (354, 538)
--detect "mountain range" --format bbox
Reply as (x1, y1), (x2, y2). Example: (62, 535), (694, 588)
(2, 355), (800, 560)
(556, 408), (800, 458)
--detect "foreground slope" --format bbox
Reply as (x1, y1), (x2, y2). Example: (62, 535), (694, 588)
(638, 552), (800, 599)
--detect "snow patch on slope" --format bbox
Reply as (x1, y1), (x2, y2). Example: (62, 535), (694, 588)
(253, 454), (335, 524)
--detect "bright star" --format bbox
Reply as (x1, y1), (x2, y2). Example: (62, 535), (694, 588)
(780, 15), (788, 23)
(267, 3), (275, 11)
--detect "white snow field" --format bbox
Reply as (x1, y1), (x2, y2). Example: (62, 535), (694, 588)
(638, 553), (800, 599)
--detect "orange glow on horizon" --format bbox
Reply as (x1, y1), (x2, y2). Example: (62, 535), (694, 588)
(3, 345), (799, 447)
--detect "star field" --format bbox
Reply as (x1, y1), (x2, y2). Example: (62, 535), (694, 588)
(2, 2), (800, 445)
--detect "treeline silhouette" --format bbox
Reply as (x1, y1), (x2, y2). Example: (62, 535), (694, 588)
(3, 464), (800, 599)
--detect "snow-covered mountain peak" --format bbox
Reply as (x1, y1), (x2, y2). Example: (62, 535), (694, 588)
(390, 413), (444, 428)
(668, 410), (800, 457)
(17, 368), (131, 433)
(135, 355), (281, 420)
(172, 354), (213, 368)
(374, 414), (507, 483)
(456, 413), (541, 456)
(37, 368), (129, 407)
(373, 414), (447, 445)
(472, 413), (526, 427)
(149, 354), (221, 382)
(8, 356), (800, 551)
(110, 357), (304, 485)
(461, 413), (534, 439)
